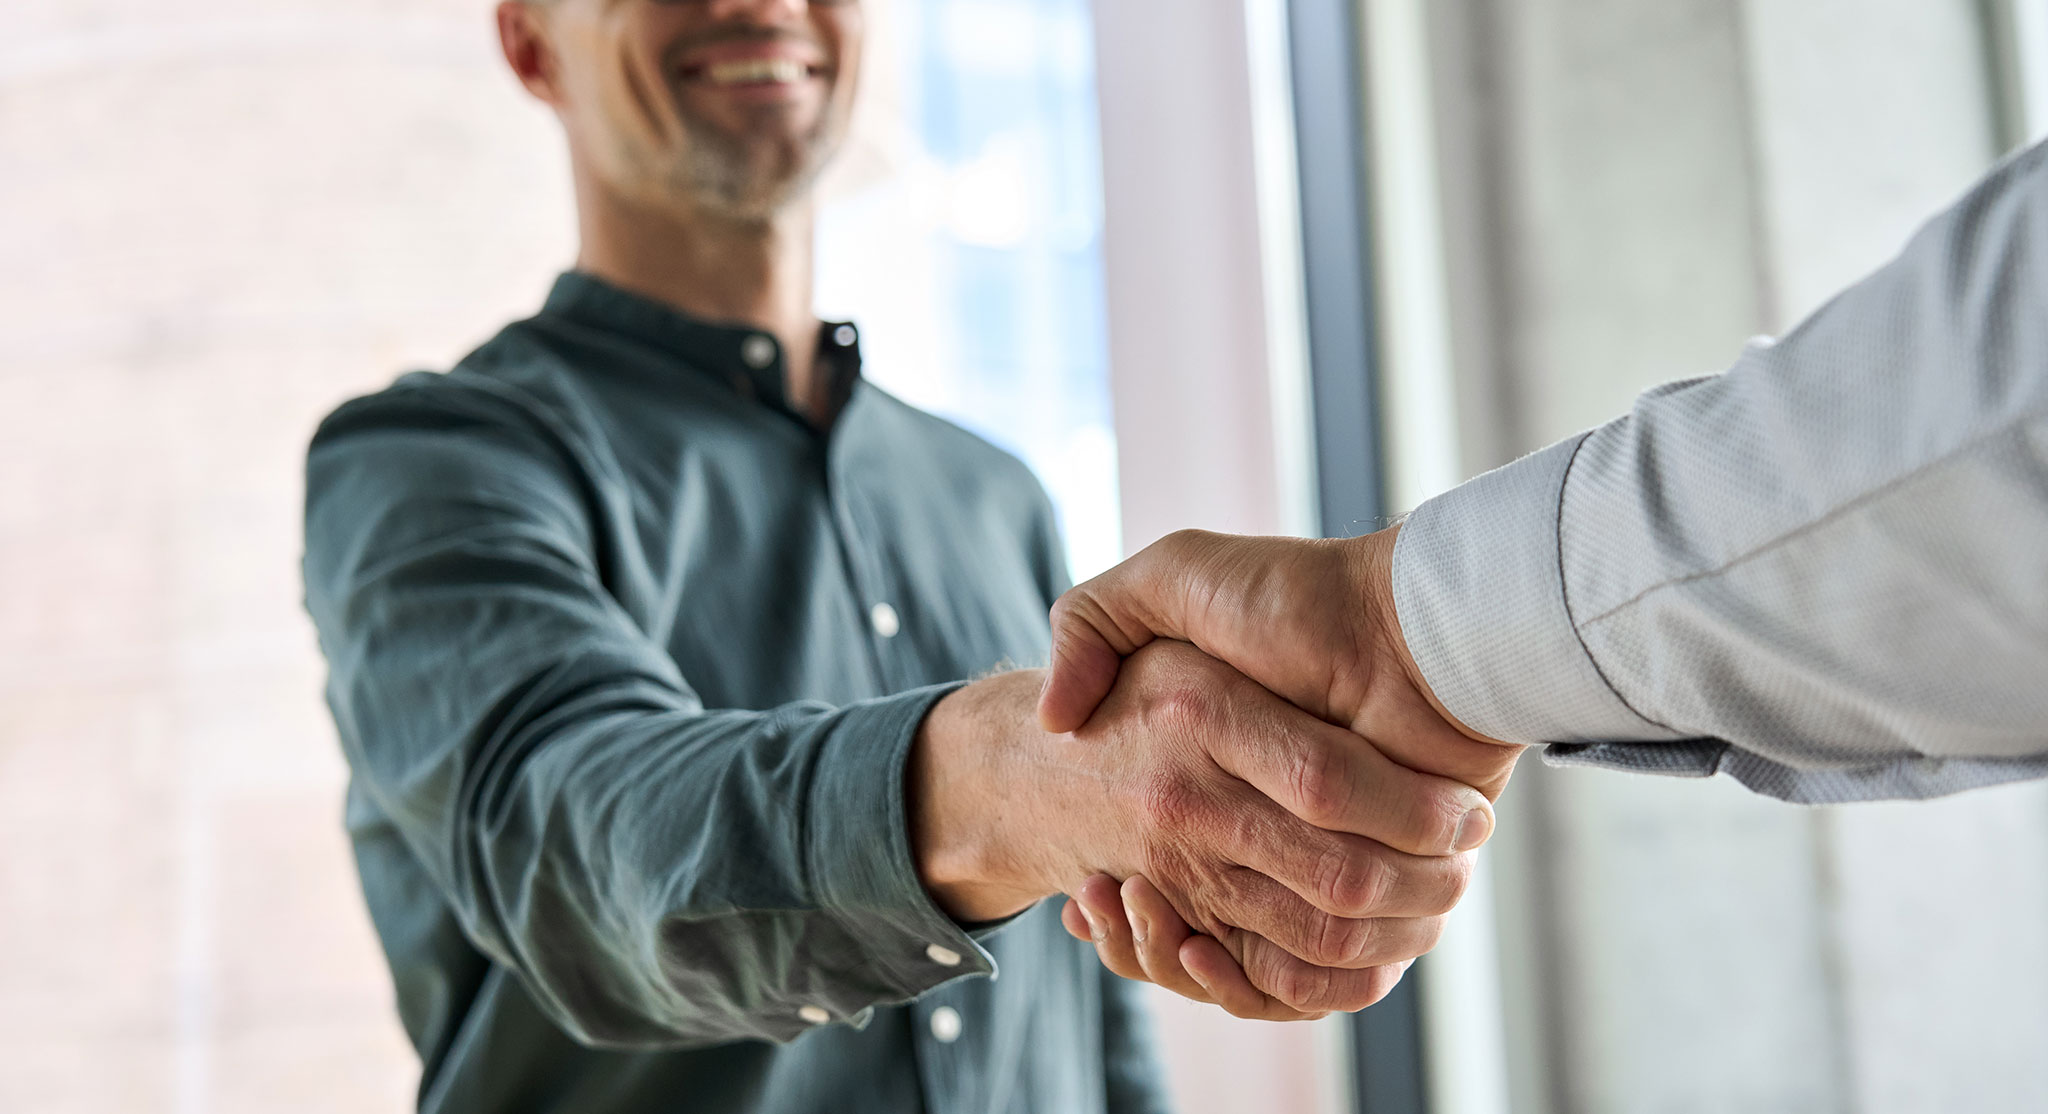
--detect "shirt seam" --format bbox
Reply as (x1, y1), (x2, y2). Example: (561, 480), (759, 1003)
(1553, 432), (1685, 737)
(1575, 408), (2047, 634)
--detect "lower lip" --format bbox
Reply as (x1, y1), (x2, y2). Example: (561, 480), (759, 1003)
(682, 73), (824, 103)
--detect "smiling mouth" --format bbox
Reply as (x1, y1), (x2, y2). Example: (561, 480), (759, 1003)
(686, 58), (825, 86)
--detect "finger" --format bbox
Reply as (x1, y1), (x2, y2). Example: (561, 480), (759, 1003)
(1207, 709), (1494, 856)
(1179, 932), (1322, 1022)
(1120, 876), (1217, 1006)
(1039, 533), (1221, 733)
(1061, 897), (1092, 943)
(1219, 796), (1478, 918)
(1074, 874), (1148, 984)
(1354, 685), (1528, 802)
(1194, 929), (1411, 1016)
(1203, 866), (1448, 970)
(1039, 566), (1169, 733)
(1038, 599), (1133, 734)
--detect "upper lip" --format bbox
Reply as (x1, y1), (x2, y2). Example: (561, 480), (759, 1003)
(673, 38), (827, 80)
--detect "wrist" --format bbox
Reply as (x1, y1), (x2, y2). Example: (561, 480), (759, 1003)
(908, 670), (1056, 922)
(1364, 524), (1504, 747)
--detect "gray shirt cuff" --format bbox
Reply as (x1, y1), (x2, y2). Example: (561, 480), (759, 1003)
(1390, 435), (1688, 747)
(803, 683), (1002, 1030)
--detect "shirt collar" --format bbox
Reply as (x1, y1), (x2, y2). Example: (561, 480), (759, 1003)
(538, 271), (864, 417)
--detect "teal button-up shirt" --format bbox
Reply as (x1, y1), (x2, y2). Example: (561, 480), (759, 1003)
(303, 273), (1170, 1113)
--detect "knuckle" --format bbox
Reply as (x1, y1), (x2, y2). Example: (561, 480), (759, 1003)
(1150, 680), (1220, 738)
(1423, 853), (1476, 917)
(1157, 528), (1210, 559)
(1310, 912), (1377, 968)
(1315, 843), (1390, 916)
(1286, 742), (1351, 827)
(1046, 592), (1090, 642)
(1046, 589), (1076, 624)
(1136, 773), (1204, 834)
(1271, 960), (1342, 1014)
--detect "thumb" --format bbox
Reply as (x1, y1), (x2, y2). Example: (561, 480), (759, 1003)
(1037, 584), (1152, 733)
(1037, 535), (1212, 732)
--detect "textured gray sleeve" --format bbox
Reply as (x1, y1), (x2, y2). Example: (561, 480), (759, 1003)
(1392, 138), (2048, 805)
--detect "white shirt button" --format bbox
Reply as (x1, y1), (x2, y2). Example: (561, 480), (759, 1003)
(741, 334), (777, 369)
(798, 1005), (831, 1026)
(833, 323), (859, 347)
(929, 1005), (963, 1044)
(870, 602), (901, 639)
(925, 943), (963, 968)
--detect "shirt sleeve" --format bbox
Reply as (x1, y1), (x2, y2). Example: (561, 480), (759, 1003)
(1391, 137), (2048, 805)
(303, 380), (990, 1050)
(1098, 972), (1175, 1114)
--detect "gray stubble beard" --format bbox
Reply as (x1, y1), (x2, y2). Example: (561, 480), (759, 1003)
(659, 94), (846, 223)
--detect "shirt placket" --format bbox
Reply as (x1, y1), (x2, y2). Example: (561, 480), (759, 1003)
(823, 439), (906, 695)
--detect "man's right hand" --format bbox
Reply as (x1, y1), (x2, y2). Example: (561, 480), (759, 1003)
(909, 641), (1492, 1018)
(1028, 527), (1528, 1017)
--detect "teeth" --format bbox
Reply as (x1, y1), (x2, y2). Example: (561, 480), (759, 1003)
(703, 59), (811, 86)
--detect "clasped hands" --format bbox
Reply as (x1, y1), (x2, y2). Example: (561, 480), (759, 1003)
(911, 525), (1525, 1021)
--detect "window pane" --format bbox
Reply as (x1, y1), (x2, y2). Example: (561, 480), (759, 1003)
(817, 0), (1122, 580)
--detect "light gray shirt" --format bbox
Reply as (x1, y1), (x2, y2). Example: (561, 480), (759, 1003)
(1392, 137), (2048, 805)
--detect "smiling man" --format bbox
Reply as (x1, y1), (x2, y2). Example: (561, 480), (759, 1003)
(301, 1), (1495, 1112)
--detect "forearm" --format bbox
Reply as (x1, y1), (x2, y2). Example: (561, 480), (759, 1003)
(339, 643), (988, 1047)
(1395, 138), (2048, 801)
(308, 407), (995, 1047)
(909, 668), (1058, 923)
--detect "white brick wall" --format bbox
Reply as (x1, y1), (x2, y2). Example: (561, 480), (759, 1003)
(0, 4), (571, 1110)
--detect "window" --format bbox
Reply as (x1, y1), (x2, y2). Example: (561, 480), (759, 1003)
(817, 0), (1121, 581)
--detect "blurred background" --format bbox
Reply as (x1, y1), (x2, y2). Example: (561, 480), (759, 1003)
(6, 0), (2048, 1112)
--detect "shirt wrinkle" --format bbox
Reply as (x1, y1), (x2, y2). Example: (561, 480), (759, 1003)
(303, 272), (1170, 1113)
(1395, 135), (2048, 801)
(1574, 407), (2048, 632)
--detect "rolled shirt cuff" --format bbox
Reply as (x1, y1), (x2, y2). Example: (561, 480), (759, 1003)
(1391, 435), (1687, 747)
(801, 682), (1004, 1030)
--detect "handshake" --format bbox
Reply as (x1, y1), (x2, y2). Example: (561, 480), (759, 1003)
(911, 524), (1525, 1021)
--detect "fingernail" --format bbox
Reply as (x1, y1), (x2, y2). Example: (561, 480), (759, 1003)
(1454, 807), (1494, 852)
(1080, 905), (1106, 942)
(1129, 909), (1150, 946)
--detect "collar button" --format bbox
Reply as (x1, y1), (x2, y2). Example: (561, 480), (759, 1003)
(741, 334), (776, 370)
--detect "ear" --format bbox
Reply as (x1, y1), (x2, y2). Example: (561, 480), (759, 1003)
(497, 2), (563, 105)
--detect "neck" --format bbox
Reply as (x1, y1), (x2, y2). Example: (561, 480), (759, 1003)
(573, 166), (827, 420)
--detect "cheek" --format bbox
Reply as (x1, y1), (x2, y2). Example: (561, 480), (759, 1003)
(590, 11), (682, 134)
(822, 10), (865, 86)
(584, 41), (679, 153)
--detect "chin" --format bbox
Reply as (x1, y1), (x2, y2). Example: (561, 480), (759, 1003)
(671, 130), (844, 219)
